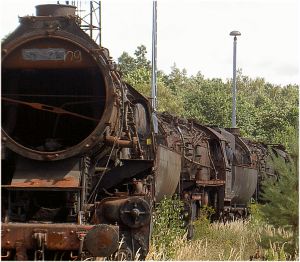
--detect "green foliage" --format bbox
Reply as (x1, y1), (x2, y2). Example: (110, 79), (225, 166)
(261, 154), (298, 227)
(192, 220), (259, 260)
(192, 205), (214, 238)
(249, 211), (295, 261)
(117, 45), (298, 146)
(249, 203), (265, 228)
(250, 129), (299, 261)
(118, 47), (298, 258)
(149, 217), (260, 260)
(118, 45), (299, 259)
(149, 201), (296, 261)
(273, 126), (299, 161)
(258, 131), (299, 259)
(182, 77), (232, 126)
(259, 227), (294, 261)
(264, 241), (288, 261)
(118, 45), (150, 75)
(164, 63), (189, 95)
(151, 196), (186, 260)
(188, 207), (257, 260)
(117, 46), (184, 115)
(233, 73), (299, 142)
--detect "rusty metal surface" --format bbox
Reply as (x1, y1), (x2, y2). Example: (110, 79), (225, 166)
(96, 198), (128, 224)
(36, 4), (76, 17)
(15, 242), (27, 261)
(1, 12), (119, 161)
(120, 197), (151, 228)
(196, 179), (225, 186)
(157, 113), (228, 184)
(155, 145), (181, 201)
(94, 196), (151, 229)
(6, 157), (80, 189)
(231, 166), (258, 204)
(228, 135), (258, 204)
(2, 222), (119, 254)
(199, 125), (227, 141)
(2, 222), (92, 250)
(1, 7), (155, 259)
(104, 135), (138, 148)
(3, 38), (98, 69)
(97, 159), (154, 190)
(2, 3), (290, 260)
(84, 224), (119, 257)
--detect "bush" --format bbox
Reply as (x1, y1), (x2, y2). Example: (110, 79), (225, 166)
(148, 196), (186, 260)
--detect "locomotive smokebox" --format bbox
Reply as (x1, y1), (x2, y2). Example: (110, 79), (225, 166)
(36, 4), (76, 17)
(2, 11), (118, 161)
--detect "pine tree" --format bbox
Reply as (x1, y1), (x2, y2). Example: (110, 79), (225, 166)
(260, 130), (299, 259)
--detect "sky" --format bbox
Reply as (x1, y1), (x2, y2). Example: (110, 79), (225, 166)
(1, 0), (299, 86)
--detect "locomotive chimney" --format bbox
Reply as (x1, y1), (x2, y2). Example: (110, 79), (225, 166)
(36, 4), (76, 17)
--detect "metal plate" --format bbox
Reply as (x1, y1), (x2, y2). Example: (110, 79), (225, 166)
(2, 222), (118, 252)
(155, 145), (181, 202)
(2, 222), (91, 250)
(22, 48), (66, 61)
(231, 166), (258, 204)
(7, 157), (80, 189)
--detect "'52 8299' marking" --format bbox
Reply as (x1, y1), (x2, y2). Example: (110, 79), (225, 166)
(22, 48), (82, 61)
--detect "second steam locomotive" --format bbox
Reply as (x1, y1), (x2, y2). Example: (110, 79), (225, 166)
(1, 4), (288, 260)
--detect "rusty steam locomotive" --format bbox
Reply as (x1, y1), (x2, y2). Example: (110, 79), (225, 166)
(1, 4), (288, 261)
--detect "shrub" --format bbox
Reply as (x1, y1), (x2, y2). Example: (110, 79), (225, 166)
(148, 196), (186, 260)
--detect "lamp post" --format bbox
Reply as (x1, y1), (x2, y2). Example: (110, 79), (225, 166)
(229, 30), (241, 128)
(151, 1), (158, 133)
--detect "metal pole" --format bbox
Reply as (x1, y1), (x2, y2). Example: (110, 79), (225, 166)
(90, 1), (93, 39)
(232, 36), (237, 128)
(151, 0), (157, 111)
(99, 1), (102, 46)
(229, 31), (241, 128)
(151, 0), (158, 133)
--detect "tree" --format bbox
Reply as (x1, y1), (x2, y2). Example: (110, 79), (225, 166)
(181, 75), (231, 126)
(117, 45), (299, 148)
(117, 46), (184, 115)
(134, 45), (151, 69)
(259, 128), (299, 259)
(118, 45), (150, 77)
(118, 51), (136, 77)
(165, 63), (189, 95)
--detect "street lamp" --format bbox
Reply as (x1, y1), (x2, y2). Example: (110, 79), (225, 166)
(229, 30), (241, 128)
(151, 0), (158, 133)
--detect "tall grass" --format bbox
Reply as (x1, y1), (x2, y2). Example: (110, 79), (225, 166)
(146, 200), (298, 261)
(147, 220), (257, 261)
(146, 219), (298, 261)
